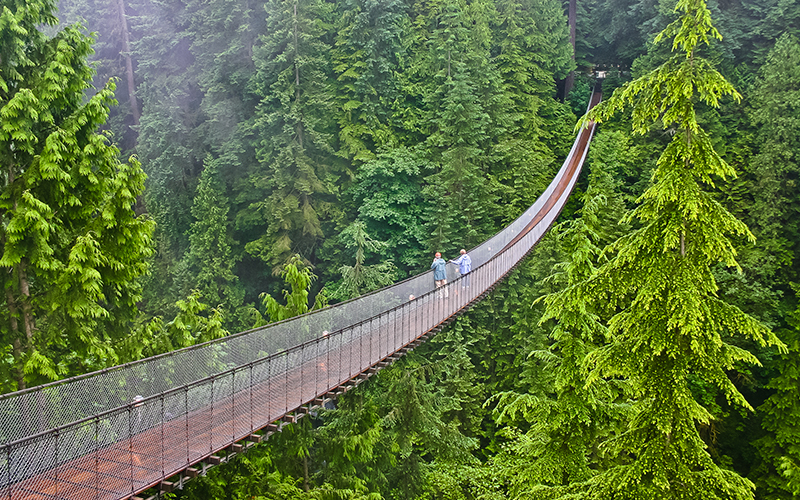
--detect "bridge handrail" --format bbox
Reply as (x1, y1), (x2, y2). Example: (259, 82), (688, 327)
(0, 87), (599, 468)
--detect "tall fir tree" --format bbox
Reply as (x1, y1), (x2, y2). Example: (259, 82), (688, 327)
(745, 34), (800, 287)
(542, 0), (784, 497)
(331, 0), (406, 162)
(240, 0), (339, 271)
(0, 0), (153, 389)
(257, 255), (325, 324)
(746, 33), (800, 500)
(181, 158), (245, 329)
(754, 282), (800, 499)
(114, 290), (228, 363)
(491, 0), (572, 219)
(129, 0), (205, 315)
(420, 0), (506, 251)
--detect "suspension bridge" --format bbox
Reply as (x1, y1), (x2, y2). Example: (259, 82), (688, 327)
(0, 89), (601, 500)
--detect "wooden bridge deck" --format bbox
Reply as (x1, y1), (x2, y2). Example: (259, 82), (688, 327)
(3, 90), (600, 500)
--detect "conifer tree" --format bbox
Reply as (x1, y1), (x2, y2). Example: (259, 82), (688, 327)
(490, 0), (572, 217)
(331, 0), (406, 162)
(129, 0), (204, 314)
(258, 255), (325, 324)
(0, 0), (154, 389)
(351, 147), (428, 272)
(241, 0), (338, 270)
(420, 0), (506, 250)
(543, 0), (784, 497)
(746, 34), (800, 286)
(56, 0), (141, 152)
(182, 158), (245, 329)
(746, 34), (800, 500)
(754, 283), (800, 499)
(492, 0), (572, 134)
(331, 221), (396, 300)
(115, 290), (228, 363)
(491, 131), (631, 493)
(185, 0), (264, 152)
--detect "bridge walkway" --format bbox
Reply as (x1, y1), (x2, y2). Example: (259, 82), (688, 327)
(0, 89), (601, 500)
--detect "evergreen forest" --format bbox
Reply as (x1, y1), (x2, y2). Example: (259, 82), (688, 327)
(1, 0), (800, 497)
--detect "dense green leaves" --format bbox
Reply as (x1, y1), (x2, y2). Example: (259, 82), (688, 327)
(15, 0), (799, 497)
(1, 0), (153, 389)
(182, 158), (246, 328)
(541, 0), (785, 497)
(258, 255), (326, 324)
(241, 0), (339, 270)
(746, 34), (800, 286)
(489, 131), (631, 495)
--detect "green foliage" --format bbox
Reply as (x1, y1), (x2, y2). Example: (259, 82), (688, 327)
(56, 0), (140, 153)
(32, 0), (800, 497)
(417, 0), (505, 251)
(528, 0), (787, 497)
(0, 0), (154, 389)
(258, 255), (326, 324)
(128, 0), (208, 314)
(420, 461), (502, 500)
(179, 441), (306, 499)
(314, 391), (391, 495)
(328, 221), (397, 301)
(241, 0), (339, 270)
(490, 131), (631, 493)
(745, 34), (800, 287)
(350, 147), (428, 273)
(331, 0), (405, 162)
(182, 157), (246, 329)
(115, 290), (228, 362)
(753, 284), (800, 499)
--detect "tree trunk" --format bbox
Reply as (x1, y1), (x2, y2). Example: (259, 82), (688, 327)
(564, 0), (577, 98)
(293, 2), (304, 148)
(303, 454), (310, 491)
(18, 260), (35, 348)
(6, 285), (24, 390)
(115, 0), (140, 126)
(2, 172), (26, 390)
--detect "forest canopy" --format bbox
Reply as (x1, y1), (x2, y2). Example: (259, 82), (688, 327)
(0, 0), (798, 497)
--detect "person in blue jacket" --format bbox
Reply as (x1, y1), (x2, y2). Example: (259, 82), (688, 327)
(431, 252), (448, 298)
(450, 249), (472, 288)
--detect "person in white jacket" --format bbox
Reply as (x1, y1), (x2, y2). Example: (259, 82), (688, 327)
(450, 249), (472, 288)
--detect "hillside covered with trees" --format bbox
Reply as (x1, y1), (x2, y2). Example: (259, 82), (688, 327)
(1, 0), (799, 497)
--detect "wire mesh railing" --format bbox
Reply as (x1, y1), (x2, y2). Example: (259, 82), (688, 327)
(0, 88), (599, 500)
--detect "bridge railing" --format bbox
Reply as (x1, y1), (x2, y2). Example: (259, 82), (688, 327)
(0, 89), (598, 499)
(0, 131), (575, 447)
(0, 190), (568, 499)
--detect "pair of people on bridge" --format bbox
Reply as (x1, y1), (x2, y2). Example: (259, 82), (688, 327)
(431, 249), (472, 298)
